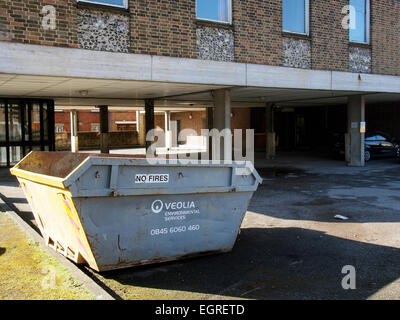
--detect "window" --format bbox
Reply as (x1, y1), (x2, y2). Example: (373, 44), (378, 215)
(77, 0), (128, 9)
(282, 0), (309, 35)
(91, 123), (100, 132)
(196, 0), (232, 24)
(55, 124), (64, 133)
(349, 0), (370, 43)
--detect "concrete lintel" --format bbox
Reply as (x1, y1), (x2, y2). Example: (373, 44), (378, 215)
(247, 64), (333, 91)
(152, 55), (247, 86)
(1, 42), (400, 94)
(332, 71), (400, 93)
(0, 42), (152, 81)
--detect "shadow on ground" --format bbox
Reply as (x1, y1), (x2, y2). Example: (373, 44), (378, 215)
(0, 247), (6, 256)
(98, 227), (399, 300)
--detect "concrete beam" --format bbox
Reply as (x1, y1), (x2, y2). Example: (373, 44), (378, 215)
(332, 72), (400, 93)
(1, 42), (399, 94)
(0, 42), (151, 81)
(247, 64), (332, 91)
(152, 55), (246, 86)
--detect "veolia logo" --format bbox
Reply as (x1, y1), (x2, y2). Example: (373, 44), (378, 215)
(151, 200), (164, 214)
(151, 199), (196, 213)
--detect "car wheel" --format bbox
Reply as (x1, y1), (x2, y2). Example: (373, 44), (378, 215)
(365, 150), (371, 162)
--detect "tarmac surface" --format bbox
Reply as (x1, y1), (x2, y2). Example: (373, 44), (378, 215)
(0, 151), (399, 300)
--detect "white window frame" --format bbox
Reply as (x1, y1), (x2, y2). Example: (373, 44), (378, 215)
(77, 0), (128, 9)
(349, 0), (370, 44)
(196, 0), (232, 25)
(282, 0), (310, 36)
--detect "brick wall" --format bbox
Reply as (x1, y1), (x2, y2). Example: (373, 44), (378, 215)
(1, 0), (399, 76)
(111, 111), (137, 131)
(55, 110), (100, 132)
(128, 0), (196, 58)
(233, 0), (282, 66)
(171, 111), (206, 137)
(371, 0), (400, 76)
(0, 0), (77, 47)
(56, 131), (138, 150)
(310, 0), (349, 72)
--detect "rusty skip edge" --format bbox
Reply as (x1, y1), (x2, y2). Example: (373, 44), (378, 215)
(10, 152), (262, 190)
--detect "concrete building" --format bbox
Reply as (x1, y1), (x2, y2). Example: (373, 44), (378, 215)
(0, 0), (399, 166)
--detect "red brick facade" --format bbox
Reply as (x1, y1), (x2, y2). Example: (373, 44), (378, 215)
(0, 1), (399, 75)
(0, 0), (77, 47)
(129, 0), (196, 58)
(371, 0), (400, 76)
(310, 0), (349, 72)
(55, 110), (137, 132)
(233, 0), (282, 66)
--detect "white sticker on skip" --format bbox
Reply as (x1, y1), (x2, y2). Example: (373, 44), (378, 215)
(135, 174), (169, 184)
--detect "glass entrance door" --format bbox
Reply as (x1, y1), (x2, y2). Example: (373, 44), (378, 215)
(0, 98), (55, 167)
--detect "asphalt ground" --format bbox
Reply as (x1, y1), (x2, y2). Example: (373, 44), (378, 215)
(0, 152), (399, 300)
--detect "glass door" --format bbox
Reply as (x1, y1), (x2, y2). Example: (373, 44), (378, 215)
(0, 99), (55, 167)
(8, 101), (24, 165)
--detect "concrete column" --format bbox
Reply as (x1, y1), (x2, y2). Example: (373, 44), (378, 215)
(138, 111), (146, 146)
(346, 95), (366, 167)
(145, 99), (155, 149)
(165, 111), (172, 149)
(206, 107), (214, 160)
(265, 103), (276, 159)
(99, 106), (109, 154)
(70, 110), (79, 153)
(136, 111), (139, 132)
(213, 89), (232, 161)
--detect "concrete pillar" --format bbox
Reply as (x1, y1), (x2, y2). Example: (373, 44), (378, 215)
(145, 99), (155, 149)
(346, 95), (366, 167)
(70, 110), (79, 153)
(265, 103), (276, 159)
(138, 111), (146, 146)
(165, 111), (172, 149)
(206, 107), (214, 160)
(213, 89), (232, 161)
(99, 106), (109, 154)
(136, 111), (139, 132)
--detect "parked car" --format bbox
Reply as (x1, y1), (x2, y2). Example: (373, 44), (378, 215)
(365, 132), (399, 161)
(332, 131), (400, 162)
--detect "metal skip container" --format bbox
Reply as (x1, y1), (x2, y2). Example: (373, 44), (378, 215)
(10, 151), (262, 272)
